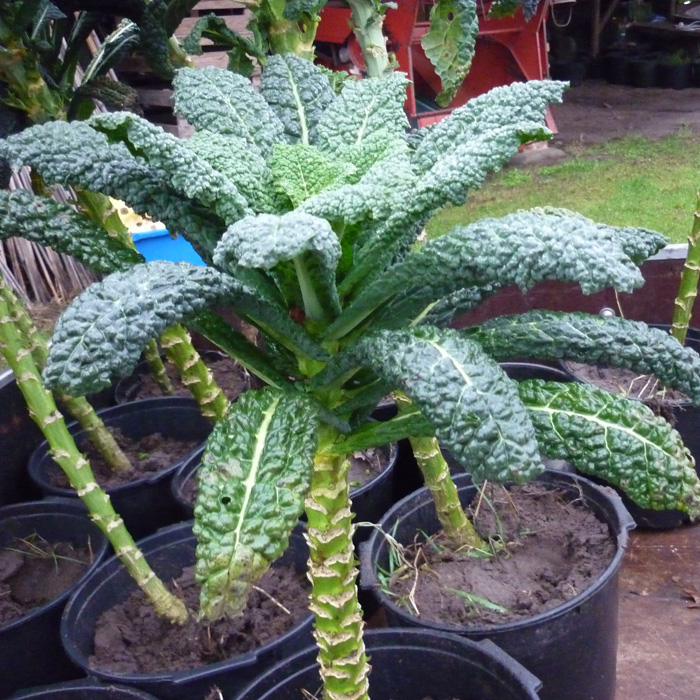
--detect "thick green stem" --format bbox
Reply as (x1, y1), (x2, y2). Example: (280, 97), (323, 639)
(266, 0), (318, 60)
(346, 0), (391, 78)
(0, 297), (187, 623)
(305, 428), (369, 700)
(671, 188), (700, 345)
(144, 339), (175, 395)
(0, 280), (132, 473)
(159, 325), (228, 421)
(395, 394), (485, 549)
(294, 255), (326, 322)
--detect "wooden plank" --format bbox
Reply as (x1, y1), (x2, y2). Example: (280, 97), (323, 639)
(193, 0), (247, 11)
(190, 52), (230, 69)
(137, 88), (173, 108)
(174, 13), (250, 39)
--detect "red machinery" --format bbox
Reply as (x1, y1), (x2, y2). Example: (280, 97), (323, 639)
(316, 0), (552, 127)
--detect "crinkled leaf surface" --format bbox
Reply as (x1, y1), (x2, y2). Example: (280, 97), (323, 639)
(520, 380), (700, 519)
(351, 326), (543, 483)
(261, 53), (335, 145)
(184, 130), (281, 214)
(173, 66), (284, 157)
(421, 0), (479, 107)
(214, 211), (341, 318)
(0, 189), (143, 274)
(469, 311), (700, 405)
(43, 262), (241, 395)
(413, 80), (567, 174)
(300, 150), (417, 225)
(90, 111), (251, 225)
(0, 121), (223, 259)
(194, 388), (318, 619)
(528, 207), (668, 264)
(44, 261), (326, 395)
(315, 72), (410, 157)
(269, 144), (353, 207)
(328, 208), (646, 339)
(341, 122), (551, 298)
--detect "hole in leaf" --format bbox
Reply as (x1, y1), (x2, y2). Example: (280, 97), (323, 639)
(447, 11), (454, 20)
(221, 496), (231, 505)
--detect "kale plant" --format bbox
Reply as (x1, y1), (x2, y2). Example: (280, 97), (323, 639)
(2, 57), (700, 699)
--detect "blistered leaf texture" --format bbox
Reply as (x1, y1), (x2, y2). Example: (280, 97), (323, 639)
(315, 72), (410, 157)
(301, 151), (417, 225)
(520, 380), (700, 519)
(214, 211), (341, 316)
(184, 130), (280, 214)
(0, 189), (143, 274)
(527, 207), (667, 264)
(261, 54), (335, 145)
(269, 144), (353, 207)
(194, 388), (317, 619)
(421, 0), (479, 107)
(413, 80), (567, 174)
(44, 262), (251, 395)
(173, 67), (284, 157)
(0, 121), (223, 258)
(90, 112), (251, 225)
(353, 326), (543, 483)
(470, 311), (700, 405)
(327, 207), (646, 339)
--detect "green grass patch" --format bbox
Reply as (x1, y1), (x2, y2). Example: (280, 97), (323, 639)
(427, 130), (700, 244)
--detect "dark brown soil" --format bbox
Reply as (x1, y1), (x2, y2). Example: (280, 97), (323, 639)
(90, 563), (310, 675)
(48, 429), (201, 489)
(564, 361), (688, 405)
(0, 534), (92, 626)
(128, 356), (250, 402)
(388, 483), (615, 627)
(179, 447), (390, 507)
(347, 447), (389, 490)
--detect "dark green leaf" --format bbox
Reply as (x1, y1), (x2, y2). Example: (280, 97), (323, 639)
(520, 379), (700, 518)
(194, 388), (318, 619)
(469, 311), (700, 405)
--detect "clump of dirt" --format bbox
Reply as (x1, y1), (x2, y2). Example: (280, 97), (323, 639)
(387, 483), (615, 627)
(564, 361), (688, 405)
(47, 429), (201, 489)
(0, 534), (92, 626)
(90, 563), (310, 675)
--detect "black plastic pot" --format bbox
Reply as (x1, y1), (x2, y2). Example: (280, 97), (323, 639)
(603, 51), (631, 85)
(114, 350), (250, 404)
(234, 628), (541, 700)
(28, 398), (213, 539)
(60, 521), (314, 700)
(170, 441), (399, 544)
(360, 470), (635, 700)
(658, 62), (691, 90)
(563, 324), (700, 529)
(9, 678), (160, 699)
(628, 58), (658, 87)
(0, 499), (109, 697)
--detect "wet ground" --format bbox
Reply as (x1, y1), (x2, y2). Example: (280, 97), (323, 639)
(617, 525), (700, 699)
(553, 80), (700, 144)
(548, 79), (700, 700)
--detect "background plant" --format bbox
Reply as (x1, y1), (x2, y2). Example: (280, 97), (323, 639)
(3, 56), (700, 700)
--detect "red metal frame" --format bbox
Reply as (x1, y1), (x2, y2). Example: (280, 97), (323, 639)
(316, 0), (552, 127)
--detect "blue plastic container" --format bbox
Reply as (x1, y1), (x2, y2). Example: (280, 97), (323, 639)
(132, 229), (205, 266)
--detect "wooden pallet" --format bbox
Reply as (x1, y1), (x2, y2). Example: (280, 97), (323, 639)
(114, 1), (252, 135)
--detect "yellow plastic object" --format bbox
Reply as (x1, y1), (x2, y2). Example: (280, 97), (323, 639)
(109, 198), (164, 234)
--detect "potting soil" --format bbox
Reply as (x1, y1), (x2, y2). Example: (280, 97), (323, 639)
(90, 563), (310, 674)
(389, 483), (615, 626)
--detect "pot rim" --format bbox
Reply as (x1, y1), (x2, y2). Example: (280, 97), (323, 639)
(360, 469), (635, 636)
